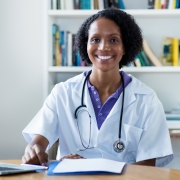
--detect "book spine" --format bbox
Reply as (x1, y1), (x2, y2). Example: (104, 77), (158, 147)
(91, 0), (94, 9)
(67, 32), (73, 66)
(134, 56), (142, 67)
(52, 24), (57, 66)
(161, 37), (172, 66)
(81, 0), (91, 9)
(55, 31), (62, 66)
(118, 0), (125, 9)
(154, 0), (161, 9)
(98, 0), (104, 9)
(148, 0), (155, 9)
(141, 50), (154, 66)
(172, 38), (179, 66)
(65, 0), (73, 9)
(61, 0), (65, 9)
(72, 34), (76, 66)
(176, 0), (180, 8)
(74, 0), (80, 9)
(143, 39), (162, 66)
(104, 0), (109, 8)
(57, 0), (61, 9)
(53, 0), (57, 9)
(60, 31), (65, 66)
(112, 0), (119, 8)
(137, 53), (146, 66)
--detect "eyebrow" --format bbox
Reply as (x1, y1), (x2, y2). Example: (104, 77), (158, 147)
(90, 33), (121, 36)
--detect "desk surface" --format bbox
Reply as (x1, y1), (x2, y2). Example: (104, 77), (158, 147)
(0, 160), (180, 180)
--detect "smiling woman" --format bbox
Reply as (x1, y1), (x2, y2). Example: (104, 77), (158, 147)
(22, 8), (173, 168)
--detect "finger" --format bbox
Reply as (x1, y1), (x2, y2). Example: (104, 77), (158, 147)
(29, 147), (40, 165)
(22, 155), (27, 164)
(25, 152), (31, 163)
(33, 144), (47, 165)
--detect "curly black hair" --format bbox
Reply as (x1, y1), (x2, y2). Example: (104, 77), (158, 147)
(76, 8), (143, 68)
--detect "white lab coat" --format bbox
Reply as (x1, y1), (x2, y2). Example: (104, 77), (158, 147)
(22, 72), (173, 167)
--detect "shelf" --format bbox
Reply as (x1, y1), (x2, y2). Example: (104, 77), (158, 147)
(48, 9), (180, 18)
(48, 66), (180, 73)
(167, 121), (180, 129)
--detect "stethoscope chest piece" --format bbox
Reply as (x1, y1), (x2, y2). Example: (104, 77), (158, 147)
(113, 140), (125, 153)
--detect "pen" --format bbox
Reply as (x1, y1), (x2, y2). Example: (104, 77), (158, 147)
(21, 163), (48, 169)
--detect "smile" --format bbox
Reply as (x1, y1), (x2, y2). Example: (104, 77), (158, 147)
(96, 55), (113, 60)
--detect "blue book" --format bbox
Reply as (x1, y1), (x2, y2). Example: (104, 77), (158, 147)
(80, 0), (90, 9)
(118, 0), (125, 9)
(60, 31), (66, 66)
(75, 53), (81, 66)
(176, 0), (180, 8)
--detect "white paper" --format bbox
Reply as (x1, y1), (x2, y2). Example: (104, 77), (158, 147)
(53, 159), (125, 174)
(21, 164), (48, 170)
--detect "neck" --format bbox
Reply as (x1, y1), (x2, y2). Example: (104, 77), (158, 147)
(89, 67), (122, 94)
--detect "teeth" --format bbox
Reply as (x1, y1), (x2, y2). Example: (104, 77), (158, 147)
(97, 55), (112, 60)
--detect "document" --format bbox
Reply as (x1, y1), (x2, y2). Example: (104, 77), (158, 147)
(52, 158), (125, 174)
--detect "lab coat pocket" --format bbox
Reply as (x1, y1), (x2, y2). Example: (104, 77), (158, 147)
(122, 123), (143, 152)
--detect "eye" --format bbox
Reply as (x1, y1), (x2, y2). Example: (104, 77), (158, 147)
(110, 38), (119, 43)
(91, 38), (100, 43)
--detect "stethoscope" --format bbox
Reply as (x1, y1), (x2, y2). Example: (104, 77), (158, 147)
(74, 71), (125, 153)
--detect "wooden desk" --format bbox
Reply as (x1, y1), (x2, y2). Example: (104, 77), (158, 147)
(0, 160), (180, 180)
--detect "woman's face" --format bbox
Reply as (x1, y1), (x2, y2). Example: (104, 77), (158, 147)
(87, 17), (124, 72)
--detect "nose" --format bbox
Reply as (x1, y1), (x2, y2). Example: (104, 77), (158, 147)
(98, 40), (111, 51)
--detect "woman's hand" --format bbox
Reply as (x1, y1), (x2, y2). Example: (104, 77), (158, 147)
(22, 144), (48, 166)
(22, 135), (49, 166)
(60, 154), (84, 161)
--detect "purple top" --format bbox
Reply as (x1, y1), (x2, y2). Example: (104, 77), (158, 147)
(85, 71), (132, 130)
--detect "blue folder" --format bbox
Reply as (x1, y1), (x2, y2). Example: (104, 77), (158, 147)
(47, 161), (117, 175)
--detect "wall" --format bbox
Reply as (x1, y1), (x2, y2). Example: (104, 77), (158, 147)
(0, 0), (43, 159)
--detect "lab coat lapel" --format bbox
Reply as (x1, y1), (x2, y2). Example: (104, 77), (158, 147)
(102, 83), (136, 125)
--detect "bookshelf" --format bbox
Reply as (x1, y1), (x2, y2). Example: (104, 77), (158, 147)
(43, 1), (180, 129)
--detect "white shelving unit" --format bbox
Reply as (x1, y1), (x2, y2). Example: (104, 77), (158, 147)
(43, 1), (180, 129)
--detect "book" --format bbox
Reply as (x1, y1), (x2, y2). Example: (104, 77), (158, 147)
(141, 51), (154, 66)
(111, 0), (119, 8)
(98, 0), (104, 9)
(57, 0), (61, 9)
(154, 0), (161, 9)
(47, 159), (126, 175)
(65, 0), (73, 9)
(72, 34), (76, 66)
(177, 0), (180, 8)
(91, 0), (94, 9)
(60, 0), (65, 9)
(104, 0), (109, 8)
(52, 0), (57, 9)
(148, 0), (155, 9)
(143, 39), (162, 66)
(118, 0), (125, 9)
(67, 32), (73, 66)
(55, 30), (62, 66)
(52, 24), (58, 66)
(137, 53), (146, 66)
(74, 0), (80, 9)
(161, 37), (172, 66)
(134, 56), (142, 67)
(94, 0), (99, 9)
(81, 0), (91, 9)
(172, 38), (179, 66)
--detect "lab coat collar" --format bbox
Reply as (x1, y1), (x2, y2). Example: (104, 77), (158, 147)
(73, 72), (151, 119)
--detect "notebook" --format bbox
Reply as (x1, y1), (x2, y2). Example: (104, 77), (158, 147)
(47, 159), (126, 175)
(0, 162), (47, 175)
